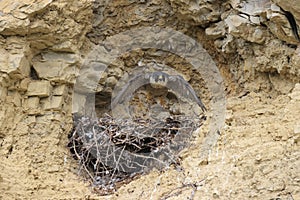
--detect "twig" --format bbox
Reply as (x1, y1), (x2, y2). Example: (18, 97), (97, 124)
(67, 114), (204, 194)
(160, 179), (206, 200)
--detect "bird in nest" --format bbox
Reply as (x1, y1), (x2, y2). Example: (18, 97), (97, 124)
(112, 71), (207, 113)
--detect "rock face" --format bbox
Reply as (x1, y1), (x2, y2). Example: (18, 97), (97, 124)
(0, 0), (299, 199)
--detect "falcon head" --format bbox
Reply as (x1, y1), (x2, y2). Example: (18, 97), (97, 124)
(149, 72), (168, 88)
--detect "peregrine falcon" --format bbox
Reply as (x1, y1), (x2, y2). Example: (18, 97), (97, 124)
(112, 71), (207, 112)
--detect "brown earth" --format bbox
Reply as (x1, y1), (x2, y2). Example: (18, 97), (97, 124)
(0, 0), (299, 199)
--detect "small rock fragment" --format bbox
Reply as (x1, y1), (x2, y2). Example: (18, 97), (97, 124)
(27, 81), (52, 97)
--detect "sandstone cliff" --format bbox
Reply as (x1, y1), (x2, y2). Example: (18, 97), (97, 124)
(0, 0), (299, 199)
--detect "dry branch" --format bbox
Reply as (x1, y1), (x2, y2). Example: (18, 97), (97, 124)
(68, 114), (205, 194)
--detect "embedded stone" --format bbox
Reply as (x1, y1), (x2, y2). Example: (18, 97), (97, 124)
(26, 97), (40, 109)
(32, 52), (79, 83)
(19, 78), (30, 92)
(289, 83), (300, 100)
(27, 81), (52, 97)
(225, 14), (266, 44)
(106, 76), (118, 87)
(0, 49), (30, 79)
(205, 21), (226, 39)
(42, 96), (64, 110)
(33, 61), (62, 79)
(6, 91), (22, 107)
(225, 14), (249, 35)
(53, 85), (67, 96)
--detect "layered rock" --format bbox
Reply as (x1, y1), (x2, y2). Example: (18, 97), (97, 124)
(0, 0), (299, 199)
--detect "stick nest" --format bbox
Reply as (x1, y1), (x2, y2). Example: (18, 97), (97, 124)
(68, 114), (205, 194)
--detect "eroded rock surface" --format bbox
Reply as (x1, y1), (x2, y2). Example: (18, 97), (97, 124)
(0, 0), (299, 199)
